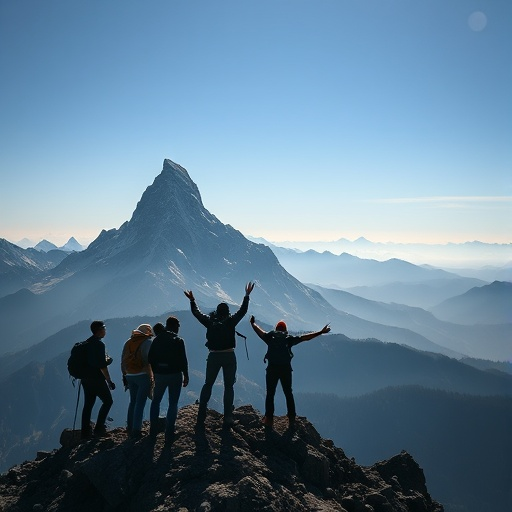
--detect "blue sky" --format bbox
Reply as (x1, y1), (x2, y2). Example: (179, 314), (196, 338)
(1, 0), (510, 247)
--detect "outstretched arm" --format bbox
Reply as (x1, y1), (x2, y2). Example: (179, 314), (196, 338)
(298, 324), (331, 342)
(249, 315), (267, 341)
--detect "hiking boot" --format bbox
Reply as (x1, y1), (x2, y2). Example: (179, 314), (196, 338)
(130, 430), (143, 440)
(262, 416), (273, 428)
(81, 429), (93, 440)
(93, 425), (108, 438)
(164, 432), (175, 446)
(223, 415), (235, 428)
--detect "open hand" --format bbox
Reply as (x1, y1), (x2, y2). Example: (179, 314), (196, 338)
(320, 324), (331, 335)
(245, 282), (255, 295)
(184, 290), (194, 301)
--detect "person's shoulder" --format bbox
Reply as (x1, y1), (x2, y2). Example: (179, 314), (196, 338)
(88, 336), (103, 347)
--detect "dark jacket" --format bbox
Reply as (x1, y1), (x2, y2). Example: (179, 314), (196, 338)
(148, 331), (189, 379)
(84, 335), (111, 379)
(190, 296), (250, 350)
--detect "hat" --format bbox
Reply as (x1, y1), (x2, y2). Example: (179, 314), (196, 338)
(135, 324), (153, 336)
(275, 321), (287, 332)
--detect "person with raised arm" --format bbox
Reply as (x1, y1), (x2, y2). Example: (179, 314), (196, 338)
(250, 316), (330, 429)
(184, 282), (255, 428)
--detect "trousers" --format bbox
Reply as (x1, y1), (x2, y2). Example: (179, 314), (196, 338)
(81, 377), (113, 434)
(265, 364), (296, 419)
(198, 351), (237, 418)
(150, 372), (183, 436)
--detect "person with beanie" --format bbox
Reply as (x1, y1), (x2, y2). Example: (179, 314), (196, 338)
(250, 316), (330, 429)
(121, 323), (154, 439)
(184, 282), (254, 428)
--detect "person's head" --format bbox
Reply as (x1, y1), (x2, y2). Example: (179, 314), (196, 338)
(275, 321), (287, 332)
(134, 324), (153, 337)
(216, 302), (230, 318)
(153, 322), (165, 336)
(165, 316), (180, 333)
(90, 320), (106, 337)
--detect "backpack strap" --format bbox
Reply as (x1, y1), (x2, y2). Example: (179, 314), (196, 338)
(235, 330), (249, 360)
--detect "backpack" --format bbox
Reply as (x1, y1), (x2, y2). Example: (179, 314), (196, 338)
(122, 339), (145, 374)
(67, 340), (90, 379)
(148, 331), (179, 372)
(206, 317), (233, 350)
(264, 331), (293, 365)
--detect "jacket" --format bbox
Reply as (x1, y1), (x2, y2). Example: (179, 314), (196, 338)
(148, 330), (189, 379)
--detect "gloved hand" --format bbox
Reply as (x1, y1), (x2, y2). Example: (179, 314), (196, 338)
(108, 380), (116, 390)
(122, 375), (128, 391)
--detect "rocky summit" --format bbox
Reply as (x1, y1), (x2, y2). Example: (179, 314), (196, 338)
(0, 404), (442, 512)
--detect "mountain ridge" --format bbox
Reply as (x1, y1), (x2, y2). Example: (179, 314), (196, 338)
(0, 404), (443, 512)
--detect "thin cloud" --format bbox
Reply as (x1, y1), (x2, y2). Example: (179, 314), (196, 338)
(369, 196), (512, 204)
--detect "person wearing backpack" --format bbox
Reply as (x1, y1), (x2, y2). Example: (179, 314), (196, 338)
(121, 323), (154, 439)
(148, 315), (189, 444)
(184, 282), (255, 428)
(249, 316), (330, 429)
(80, 320), (116, 439)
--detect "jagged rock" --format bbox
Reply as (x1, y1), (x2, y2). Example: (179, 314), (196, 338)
(0, 404), (443, 512)
(59, 428), (82, 448)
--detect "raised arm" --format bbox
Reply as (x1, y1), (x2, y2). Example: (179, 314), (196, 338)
(249, 315), (267, 341)
(231, 282), (255, 325)
(183, 289), (210, 327)
(245, 281), (255, 296)
(298, 324), (331, 342)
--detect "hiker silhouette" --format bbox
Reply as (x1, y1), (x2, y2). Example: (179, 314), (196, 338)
(80, 320), (115, 439)
(184, 282), (254, 428)
(250, 316), (330, 429)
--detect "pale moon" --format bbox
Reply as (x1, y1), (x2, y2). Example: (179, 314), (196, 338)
(468, 11), (487, 32)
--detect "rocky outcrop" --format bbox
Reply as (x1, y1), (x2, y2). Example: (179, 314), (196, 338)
(0, 404), (443, 512)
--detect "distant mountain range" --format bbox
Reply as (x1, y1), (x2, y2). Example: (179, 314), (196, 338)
(0, 239), (69, 298)
(15, 236), (85, 252)
(308, 282), (512, 361)
(262, 243), (505, 308)
(430, 280), (512, 325)
(248, 235), (512, 269)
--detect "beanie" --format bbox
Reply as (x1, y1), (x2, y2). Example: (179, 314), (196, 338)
(275, 321), (287, 332)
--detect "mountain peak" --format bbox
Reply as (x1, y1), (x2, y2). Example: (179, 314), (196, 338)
(1, 404), (442, 512)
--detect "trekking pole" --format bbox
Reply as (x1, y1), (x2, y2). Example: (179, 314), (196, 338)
(72, 380), (82, 431)
(236, 331), (249, 360)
